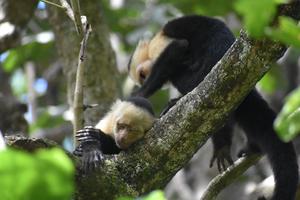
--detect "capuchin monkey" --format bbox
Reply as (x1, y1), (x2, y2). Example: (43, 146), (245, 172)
(128, 15), (298, 200)
(73, 97), (155, 172)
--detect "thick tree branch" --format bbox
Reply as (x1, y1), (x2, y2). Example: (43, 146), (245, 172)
(75, 2), (300, 200)
(0, 0), (38, 53)
(12, 1), (300, 200)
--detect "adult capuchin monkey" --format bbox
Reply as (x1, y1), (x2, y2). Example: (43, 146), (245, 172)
(128, 15), (298, 200)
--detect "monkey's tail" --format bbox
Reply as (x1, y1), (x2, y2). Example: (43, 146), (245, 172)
(235, 90), (298, 200)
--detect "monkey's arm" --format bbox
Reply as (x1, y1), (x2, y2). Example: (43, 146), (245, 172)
(73, 126), (121, 173)
(133, 39), (188, 97)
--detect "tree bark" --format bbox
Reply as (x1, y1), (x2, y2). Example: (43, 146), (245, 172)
(74, 2), (300, 199)
(47, 0), (120, 125)
(11, 1), (299, 200)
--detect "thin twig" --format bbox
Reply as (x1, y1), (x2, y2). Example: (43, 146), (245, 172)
(200, 155), (262, 200)
(73, 22), (92, 146)
(59, 0), (75, 21)
(70, 0), (83, 36)
(40, 0), (66, 10)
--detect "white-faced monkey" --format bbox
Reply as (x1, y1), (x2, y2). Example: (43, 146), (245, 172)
(74, 97), (155, 172)
(128, 15), (298, 200)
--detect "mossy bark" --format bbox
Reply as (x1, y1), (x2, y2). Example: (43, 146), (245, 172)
(11, 1), (299, 200)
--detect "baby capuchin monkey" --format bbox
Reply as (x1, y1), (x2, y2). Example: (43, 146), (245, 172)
(73, 97), (155, 172)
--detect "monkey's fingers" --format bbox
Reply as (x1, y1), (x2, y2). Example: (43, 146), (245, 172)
(82, 149), (104, 174)
(76, 134), (98, 143)
(76, 128), (101, 142)
(209, 154), (217, 168)
(73, 144), (84, 157)
(77, 126), (100, 135)
(210, 147), (234, 172)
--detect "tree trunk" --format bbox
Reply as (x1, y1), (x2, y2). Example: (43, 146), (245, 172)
(47, 0), (120, 126)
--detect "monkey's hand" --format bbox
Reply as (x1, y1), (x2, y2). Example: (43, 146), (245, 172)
(73, 126), (101, 157)
(81, 141), (105, 173)
(210, 145), (234, 172)
(73, 127), (105, 173)
(76, 126), (101, 144)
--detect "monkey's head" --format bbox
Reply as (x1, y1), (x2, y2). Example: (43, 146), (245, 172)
(96, 97), (155, 149)
(128, 31), (173, 86)
(113, 99), (154, 149)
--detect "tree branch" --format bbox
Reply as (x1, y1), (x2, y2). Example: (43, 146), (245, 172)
(75, 2), (300, 200)
(70, 0), (83, 36)
(73, 23), (92, 144)
(200, 155), (262, 200)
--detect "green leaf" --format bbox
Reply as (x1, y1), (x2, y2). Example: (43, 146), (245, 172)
(3, 41), (54, 72)
(0, 148), (74, 200)
(10, 69), (27, 97)
(117, 197), (134, 200)
(194, 0), (236, 16)
(234, 0), (280, 37)
(160, 0), (235, 15)
(275, 87), (300, 142)
(257, 65), (286, 94)
(266, 16), (300, 48)
(141, 190), (166, 200)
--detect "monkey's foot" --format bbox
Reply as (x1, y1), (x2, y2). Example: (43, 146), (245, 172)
(210, 145), (233, 172)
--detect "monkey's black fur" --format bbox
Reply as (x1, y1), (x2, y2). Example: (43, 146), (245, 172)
(132, 15), (298, 200)
(73, 127), (121, 172)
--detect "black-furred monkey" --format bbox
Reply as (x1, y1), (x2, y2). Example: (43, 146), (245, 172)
(128, 15), (298, 200)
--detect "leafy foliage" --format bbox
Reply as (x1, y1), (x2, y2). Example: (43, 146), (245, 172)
(275, 87), (300, 142)
(3, 41), (55, 73)
(234, 0), (280, 37)
(266, 17), (300, 48)
(160, 0), (235, 15)
(0, 148), (74, 200)
(257, 64), (286, 94)
(117, 190), (166, 200)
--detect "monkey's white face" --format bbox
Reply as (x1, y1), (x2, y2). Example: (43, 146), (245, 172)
(128, 31), (173, 86)
(96, 100), (155, 150)
(129, 39), (151, 86)
(112, 103), (154, 149)
(113, 121), (144, 149)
